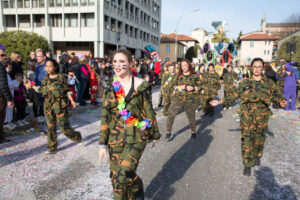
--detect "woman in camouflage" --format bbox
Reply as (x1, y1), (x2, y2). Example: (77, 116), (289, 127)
(211, 58), (287, 176)
(34, 59), (82, 154)
(98, 49), (160, 200)
(165, 59), (202, 141)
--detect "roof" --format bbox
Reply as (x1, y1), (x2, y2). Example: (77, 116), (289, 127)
(160, 36), (185, 45)
(240, 32), (277, 40)
(166, 33), (198, 42)
(266, 22), (300, 28)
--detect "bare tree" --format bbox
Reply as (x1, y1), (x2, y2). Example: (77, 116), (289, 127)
(284, 12), (300, 23)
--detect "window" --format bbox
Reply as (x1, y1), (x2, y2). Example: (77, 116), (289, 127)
(65, 14), (78, 27)
(3, 0), (9, 8)
(130, 26), (133, 37)
(264, 50), (266, 55)
(135, 28), (138, 39)
(81, 0), (87, 6)
(34, 15), (45, 27)
(125, 24), (128, 34)
(88, 0), (95, 5)
(267, 50), (270, 55)
(111, 18), (116, 32)
(81, 13), (94, 27)
(118, 21), (122, 32)
(104, 16), (110, 30)
(19, 15), (31, 28)
(17, 0), (23, 8)
(250, 41), (254, 48)
(5, 15), (16, 27)
(166, 45), (170, 54)
(39, 0), (44, 7)
(24, 0), (30, 8)
(50, 14), (62, 27)
(72, 0), (78, 6)
(265, 41), (267, 45)
(64, 0), (71, 6)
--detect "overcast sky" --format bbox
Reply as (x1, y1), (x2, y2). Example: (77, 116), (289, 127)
(161, 0), (300, 40)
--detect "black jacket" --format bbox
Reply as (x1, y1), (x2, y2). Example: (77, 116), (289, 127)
(0, 63), (13, 101)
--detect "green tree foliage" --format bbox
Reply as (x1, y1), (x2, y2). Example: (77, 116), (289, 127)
(0, 30), (50, 68)
(277, 36), (300, 64)
(185, 45), (200, 62)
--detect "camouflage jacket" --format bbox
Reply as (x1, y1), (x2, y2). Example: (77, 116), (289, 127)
(223, 71), (239, 89)
(232, 76), (286, 116)
(169, 73), (202, 103)
(161, 71), (171, 94)
(202, 72), (221, 96)
(99, 81), (160, 145)
(41, 74), (71, 114)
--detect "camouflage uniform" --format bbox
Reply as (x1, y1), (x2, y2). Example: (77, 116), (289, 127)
(41, 74), (82, 151)
(231, 76), (285, 167)
(99, 80), (160, 200)
(197, 73), (205, 110)
(166, 73), (202, 133)
(201, 71), (221, 114)
(158, 71), (170, 107)
(223, 71), (239, 109)
(161, 71), (174, 116)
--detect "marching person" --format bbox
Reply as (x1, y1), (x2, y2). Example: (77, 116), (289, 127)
(211, 58), (287, 176)
(165, 59), (202, 141)
(201, 63), (221, 116)
(34, 59), (82, 154)
(98, 49), (160, 200)
(222, 65), (239, 110)
(162, 63), (175, 116)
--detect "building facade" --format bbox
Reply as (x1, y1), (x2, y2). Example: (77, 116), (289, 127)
(0, 0), (161, 58)
(160, 35), (185, 62)
(238, 32), (277, 65)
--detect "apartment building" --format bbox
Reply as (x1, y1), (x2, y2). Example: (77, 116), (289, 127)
(0, 0), (161, 58)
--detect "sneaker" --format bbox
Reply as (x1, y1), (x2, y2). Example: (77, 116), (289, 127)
(243, 167), (251, 176)
(224, 108), (227, 111)
(165, 133), (172, 141)
(22, 120), (30, 126)
(195, 109), (198, 113)
(229, 107), (233, 110)
(44, 149), (57, 154)
(158, 104), (162, 107)
(77, 139), (83, 146)
(191, 133), (196, 139)
(17, 120), (25, 126)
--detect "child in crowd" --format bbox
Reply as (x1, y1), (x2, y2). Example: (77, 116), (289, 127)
(4, 64), (19, 124)
(67, 69), (78, 109)
(89, 63), (99, 105)
(14, 73), (27, 121)
(26, 61), (40, 117)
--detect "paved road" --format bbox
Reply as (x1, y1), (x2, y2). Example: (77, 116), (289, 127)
(0, 87), (299, 200)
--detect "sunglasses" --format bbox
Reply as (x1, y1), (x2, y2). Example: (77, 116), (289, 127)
(0, 54), (6, 57)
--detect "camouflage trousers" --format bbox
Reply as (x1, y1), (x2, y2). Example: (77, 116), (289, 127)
(162, 95), (171, 116)
(240, 112), (269, 167)
(166, 100), (196, 133)
(223, 86), (236, 108)
(45, 108), (82, 151)
(108, 141), (147, 200)
(202, 94), (217, 114)
(159, 89), (163, 105)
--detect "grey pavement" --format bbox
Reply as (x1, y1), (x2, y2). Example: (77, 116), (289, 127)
(0, 87), (299, 200)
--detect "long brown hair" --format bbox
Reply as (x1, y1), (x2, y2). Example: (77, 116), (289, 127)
(112, 49), (133, 63)
(179, 59), (196, 75)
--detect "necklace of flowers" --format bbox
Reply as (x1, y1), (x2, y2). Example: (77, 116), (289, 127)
(112, 76), (151, 131)
(163, 72), (175, 88)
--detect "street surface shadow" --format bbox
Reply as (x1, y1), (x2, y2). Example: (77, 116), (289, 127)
(250, 166), (297, 200)
(266, 129), (274, 137)
(145, 129), (213, 200)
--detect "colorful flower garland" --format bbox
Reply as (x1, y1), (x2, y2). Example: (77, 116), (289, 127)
(112, 76), (151, 131)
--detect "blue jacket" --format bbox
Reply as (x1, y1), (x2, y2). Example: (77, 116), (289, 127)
(35, 61), (47, 86)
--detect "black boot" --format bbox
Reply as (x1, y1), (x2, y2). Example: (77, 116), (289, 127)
(191, 133), (196, 139)
(158, 103), (162, 107)
(135, 188), (144, 200)
(243, 167), (251, 176)
(254, 157), (261, 166)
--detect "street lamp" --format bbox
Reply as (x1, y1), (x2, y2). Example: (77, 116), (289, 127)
(174, 8), (200, 62)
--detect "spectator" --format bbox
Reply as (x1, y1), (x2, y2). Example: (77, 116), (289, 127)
(14, 73), (27, 121)
(59, 54), (71, 75)
(67, 69), (78, 109)
(139, 58), (151, 78)
(26, 60), (40, 118)
(264, 64), (277, 83)
(89, 63), (99, 106)
(35, 48), (47, 134)
(75, 57), (89, 106)
(9, 52), (24, 80)
(4, 62), (19, 124)
(0, 46), (14, 143)
(27, 51), (36, 65)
